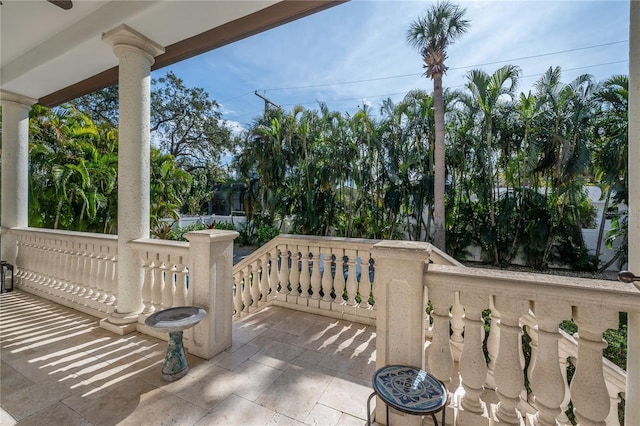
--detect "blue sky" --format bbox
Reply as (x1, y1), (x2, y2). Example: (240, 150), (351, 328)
(161, 0), (630, 133)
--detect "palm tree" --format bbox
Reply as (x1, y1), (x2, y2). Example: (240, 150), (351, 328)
(407, 1), (470, 250)
(464, 65), (520, 264)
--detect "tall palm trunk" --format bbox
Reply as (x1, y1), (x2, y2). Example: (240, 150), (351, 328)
(433, 72), (446, 250)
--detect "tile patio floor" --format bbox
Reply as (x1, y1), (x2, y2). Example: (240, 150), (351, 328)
(0, 291), (378, 426)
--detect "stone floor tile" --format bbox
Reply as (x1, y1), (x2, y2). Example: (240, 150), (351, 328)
(336, 412), (368, 425)
(196, 394), (276, 425)
(318, 341), (376, 380)
(63, 376), (208, 426)
(211, 343), (262, 372)
(169, 364), (241, 410)
(318, 373), (372, 420)
(265, 413), (306, 426)
(256, 363), (333, 422)
(249, 339), (306, 370)
(2, 375), (94, 421)
(232, 359), (283, 401)
(270, 312), (317, 336)
(0, 361), (35, 401)
(304, 403), (342, 426)
(14, 402), (91, 426)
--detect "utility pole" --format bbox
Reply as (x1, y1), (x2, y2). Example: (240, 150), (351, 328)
(254, 91), (281, 115)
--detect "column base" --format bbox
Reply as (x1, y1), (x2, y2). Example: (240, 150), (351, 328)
(100, 311), (139, 335)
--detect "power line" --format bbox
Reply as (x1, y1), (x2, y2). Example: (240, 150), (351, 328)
(226, 58), (628, 124)
(258, 40), (628, 93)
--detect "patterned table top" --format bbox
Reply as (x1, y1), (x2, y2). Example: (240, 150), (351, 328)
(372, 365), (447, 414)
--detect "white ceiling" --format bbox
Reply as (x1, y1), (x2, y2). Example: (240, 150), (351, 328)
(0, 0), (282, 102)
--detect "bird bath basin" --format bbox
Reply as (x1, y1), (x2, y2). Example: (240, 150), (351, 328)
(145, 306), (207, 381)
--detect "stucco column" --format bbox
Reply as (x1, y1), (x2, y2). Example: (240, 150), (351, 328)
(101, 25), (164, 332)
(0, 91), (37, 264)
(626, 1), (640, 424)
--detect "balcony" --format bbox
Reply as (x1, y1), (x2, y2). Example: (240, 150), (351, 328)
(1, 227), (638, 425)
(1, 291), (375, 425)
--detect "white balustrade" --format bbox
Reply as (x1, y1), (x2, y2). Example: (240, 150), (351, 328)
(424, 264), (638, 426)
(128, 238), (190, 315)
(233, 235), (381, 324)
(12, 227), (118, 318)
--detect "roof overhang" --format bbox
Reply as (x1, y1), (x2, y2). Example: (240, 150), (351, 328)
(0, 0), (344, 107)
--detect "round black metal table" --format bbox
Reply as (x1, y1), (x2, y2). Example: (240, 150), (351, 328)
(367, 365), (447, 425)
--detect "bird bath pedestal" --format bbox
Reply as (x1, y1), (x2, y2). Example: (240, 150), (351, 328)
(145, 306), (207, 381)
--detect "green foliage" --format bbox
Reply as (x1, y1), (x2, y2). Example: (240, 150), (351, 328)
(165, 223), (207, 241)
(256, 224), (280, 245)
(209, 221), (236, 231)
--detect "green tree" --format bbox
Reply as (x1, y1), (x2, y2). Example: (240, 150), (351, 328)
(151, 71), (232, 170)
(407, 0), (470, 251)
(593, 75), (629, 270)
(149, 149), (192, 231)
(463, 65), (521, 264)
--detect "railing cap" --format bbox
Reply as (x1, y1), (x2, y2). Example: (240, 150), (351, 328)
(184, 229), (239, 243)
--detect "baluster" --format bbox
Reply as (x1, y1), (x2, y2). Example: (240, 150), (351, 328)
(92, 250), (105, 309)
(486, 299), (501, 389)
(233, 270), (244, 316)
(451, 291), (464, 346)
(49, 241), (61, 293)
(530, 299), (571, 426)
(176, 257), (193, 306)
(526, 321), (538, 405)
(141, 255), (154, 313)
(289, 248), (300, 301)
(605, 382), (622, 426)
(38, 239), (50, 289)
(458, 291), (489, 420)
(103, 250), (117, 311)
(62, 244), (76, 300)
(57, 243), (70, 296)
(42, 238), (52, 288)
(151, 255), (163, 311)
(570, 306), (618, 425)
(111, 258), (119, 308)
(50, 243), (63, 296)
(161, 257), (173, 308)
(175, 262), (188, 306)
(86, 249), (98, 307)
(310, 250), (321, 305)
(169, 262), (179, 307)
(77, 246), (91, 303)
(557, 355), (572, 425)
(258, 256), (269, 305)
(298, 249), (311, 304)
(82, 246), (94, 303)
(358, 255), (372, 308)
(321, 251), (333, 303)
(333, 251), (346, 304)
(278, 245), (289, 297)
(493, 295), (529, 425)
(40, 240), (52, 290)
(345, 249), (357, 305)
(71, 244), (85, 302)
(245, 264), (255, 313)
(49, 242), (61, 294)
(428, 286), (454, 386)
(268, 249), (279, 300)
